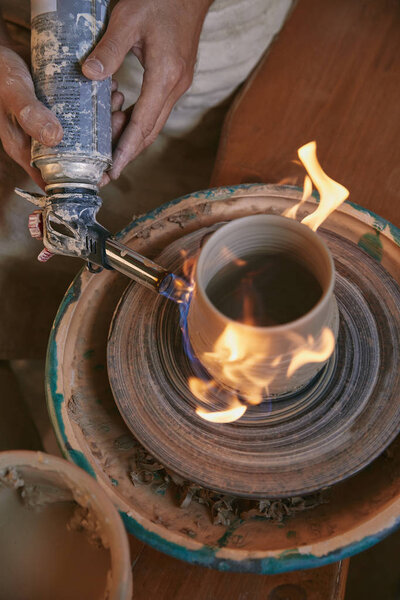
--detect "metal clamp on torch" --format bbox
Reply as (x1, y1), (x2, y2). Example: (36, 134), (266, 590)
(16, 0), (178, 296)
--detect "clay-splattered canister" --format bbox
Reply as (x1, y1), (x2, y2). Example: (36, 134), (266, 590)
(31, 0), (111, 185)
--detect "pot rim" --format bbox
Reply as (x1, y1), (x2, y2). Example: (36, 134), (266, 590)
(194, 213), (335, 334)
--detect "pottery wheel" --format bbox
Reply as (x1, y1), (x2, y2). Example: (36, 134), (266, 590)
(107, 224), (400, 498)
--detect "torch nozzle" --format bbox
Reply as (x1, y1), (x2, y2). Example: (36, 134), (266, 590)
(105, 238), (189, 301)
(105, 238), (168, 290)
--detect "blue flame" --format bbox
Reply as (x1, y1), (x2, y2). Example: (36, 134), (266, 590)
(159, 273), (207, 380)
(159, 272), (270, 417)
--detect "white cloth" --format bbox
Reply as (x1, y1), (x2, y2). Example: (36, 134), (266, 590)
(117, 0), (292, 135)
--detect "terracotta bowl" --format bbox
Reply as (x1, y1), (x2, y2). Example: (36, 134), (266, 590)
(0, 450), (132, 598)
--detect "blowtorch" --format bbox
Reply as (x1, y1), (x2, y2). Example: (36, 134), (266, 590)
(16, 0), (182, 298)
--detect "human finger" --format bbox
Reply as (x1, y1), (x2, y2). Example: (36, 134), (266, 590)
(98, 111), (128, 187)
(111, 110), (127, 145)
(111, 90), (124, 112)
(0, 47), (63, 146)
(110, 54), (192, 178)
(82, 1), (138, 80)
(0, 109), (45, 188)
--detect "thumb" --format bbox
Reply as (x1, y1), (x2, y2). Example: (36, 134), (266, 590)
(82, 6), (137, 80)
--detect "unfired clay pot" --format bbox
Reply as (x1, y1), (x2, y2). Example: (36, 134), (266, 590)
(188, 215), (339, 397)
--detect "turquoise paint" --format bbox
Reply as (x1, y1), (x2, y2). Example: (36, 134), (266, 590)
(358, 231), (383, 262)
(46, 334), (67, 447)
(46, 183), (400, 573)
(311, 190), (320, 203)
(46, 273), (82, 446)
(116, 185), (400, 251)
(111, 478), (119, 486)
(286, 530), (297, 539)
(119, 506), (400, 574)
(116, 183), (300, 240)
(348, 200), (400, 247)
(216, 519), (244, 548)
(45, 272), (98, 475)
(116, 194), (190, 240)
(69, 449), (97, 479)
(387, 222), (400, 247)
(348, 201), (389, 232)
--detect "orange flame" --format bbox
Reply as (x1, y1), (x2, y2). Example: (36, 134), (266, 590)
(180, 248), (197, 281)
(221, 246), (246, 267)
(283, 175), (313, 219)
(287, 327), (335, 378)
(188, 323), (335, 423)
(196, 405), (247, 423)
(202, 324), (274, 400)
(186, 140), (343, 424)
(283, 141), (349, 231)
(189, 378), (247, 423)
(299, 141), (349, 231)
(188, 324), (275, 423)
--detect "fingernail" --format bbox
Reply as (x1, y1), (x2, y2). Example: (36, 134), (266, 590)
(40, 122), (61, 145)
(83, 58), (104, 75)
(100, 173), (109, 187)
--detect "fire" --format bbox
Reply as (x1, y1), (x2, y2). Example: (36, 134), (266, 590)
(283, 175), (312, 219)
(181, 248), (197, 281)
(187, 325), (275, 423)
(221, 246), (246, 267)
(283, 142), (349, 229)
(196, 406), (247, 423)
(182, 140), (344, 424)
(298, 141), (349, 231)
(188, 323), (335, 423)
(202, 324), (273, 401)
(286, 327), (335, 378)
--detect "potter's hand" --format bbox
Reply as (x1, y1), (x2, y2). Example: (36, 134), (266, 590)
(0, 34), (63, 188)
(0, 15), (127, 189)
(82, 0), (213, 183)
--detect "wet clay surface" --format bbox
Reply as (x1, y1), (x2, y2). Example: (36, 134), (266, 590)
(0, 486), (110, 600)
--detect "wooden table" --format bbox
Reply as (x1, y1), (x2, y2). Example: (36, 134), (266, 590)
(212, 0), (400, 227)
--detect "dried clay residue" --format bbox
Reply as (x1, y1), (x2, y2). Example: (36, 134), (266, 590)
(128, 444), (328, 527)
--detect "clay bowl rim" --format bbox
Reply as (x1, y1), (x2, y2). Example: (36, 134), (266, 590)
(0, 450), (132, 599)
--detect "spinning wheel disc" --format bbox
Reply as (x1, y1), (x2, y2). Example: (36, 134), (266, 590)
(108, 225), (400, 498)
